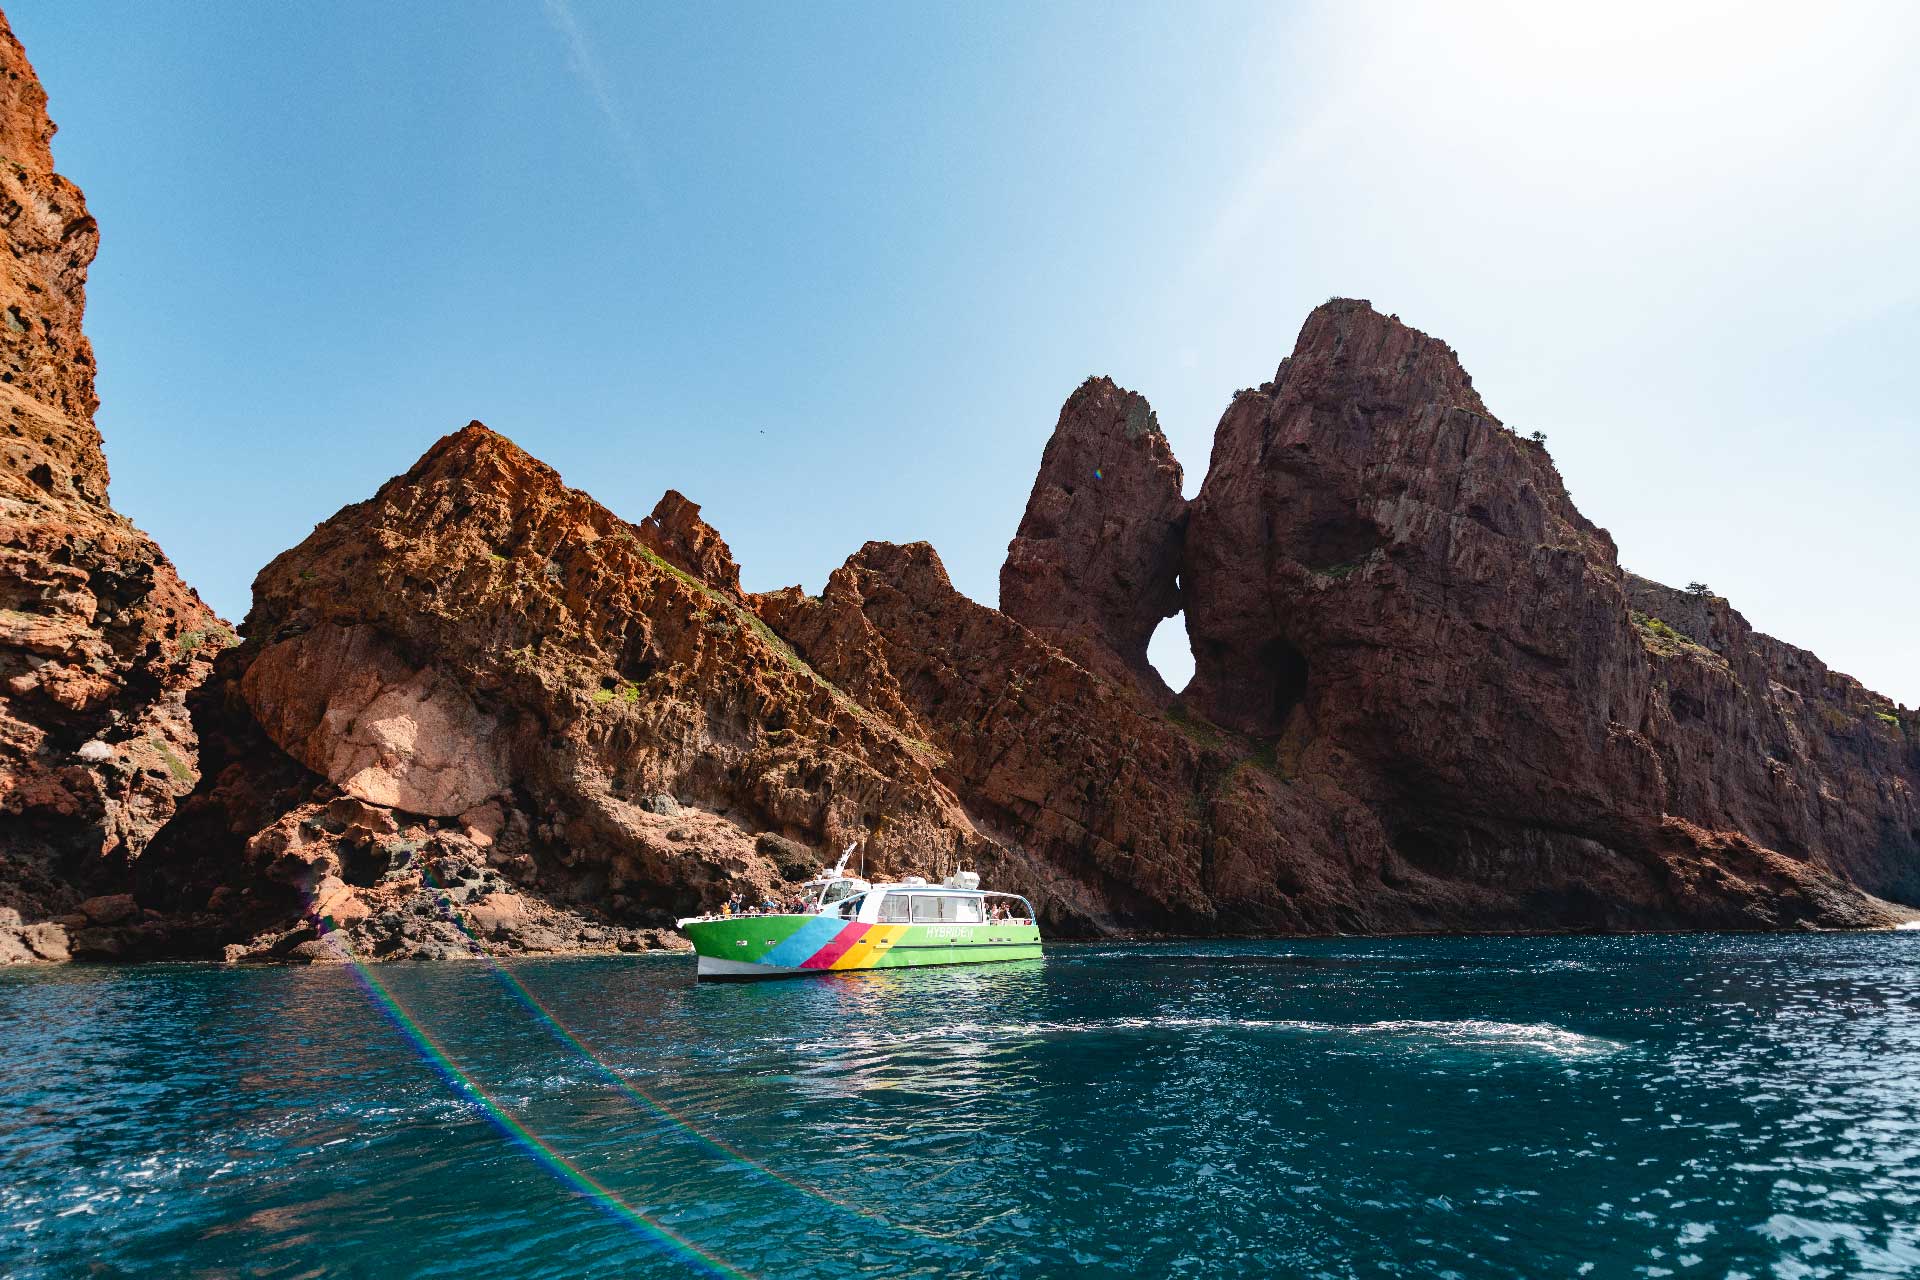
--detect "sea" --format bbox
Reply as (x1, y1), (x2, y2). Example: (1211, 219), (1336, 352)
(3, 935), (1917, 1278)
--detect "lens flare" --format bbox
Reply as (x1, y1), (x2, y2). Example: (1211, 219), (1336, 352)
(408, 866), (938, 1236)
(326, 917), (754, 1279)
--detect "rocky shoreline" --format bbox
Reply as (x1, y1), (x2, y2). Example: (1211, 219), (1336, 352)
(2, 8), (1915, 965)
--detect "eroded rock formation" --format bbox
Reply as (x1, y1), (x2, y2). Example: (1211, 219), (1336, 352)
(1000, 376), (1186, 698)
(112, 310), (1920, 955)
(0, 12), (224, 960)
(1, 4), (1912, 963)
(145, 423), (1005, 960)
(1179, 299), (1917, 921)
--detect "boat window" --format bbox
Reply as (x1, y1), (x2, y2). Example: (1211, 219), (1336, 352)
(910, 895), (941, 922)
(821, 880), (857, 906)
(879, 893), (911, 923)
(940, 896), (983, 923)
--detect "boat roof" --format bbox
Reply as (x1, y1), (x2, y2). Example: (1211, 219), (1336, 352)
(811, 878), (1024, 897)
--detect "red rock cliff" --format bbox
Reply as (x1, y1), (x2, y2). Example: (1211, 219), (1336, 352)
(154, 304), (1918, 957)
(1181, 299), (1915, 920)
(6, 0), (1909, 958)
(144, 423), (1014, 961)
(1000, 376), (1187, 699)
(0, 10), (224, 961)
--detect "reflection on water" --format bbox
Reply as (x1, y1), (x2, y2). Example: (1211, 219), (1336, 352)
(4, 936), (1920, 1277)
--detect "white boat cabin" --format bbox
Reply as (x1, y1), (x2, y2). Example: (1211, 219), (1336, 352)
(810, 872), (1034, 926)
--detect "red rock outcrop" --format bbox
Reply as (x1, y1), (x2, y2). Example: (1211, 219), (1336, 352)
(5, 0), (1910, 958)
(148, 423), (1009, 960)
(0, 11), (224, 958)
(1000, 376), (1186, 698)
(1180, 298), (1916, 919)
(1621, 574), (1918, 902)
(762, 534), (1903, 936)
(638, 489), (742, 596)
(152, 306), (1918, 954)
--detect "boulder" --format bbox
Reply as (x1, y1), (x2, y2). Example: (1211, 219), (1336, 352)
(77, 893), (139, 925)
(21, 922), (69, 962)
(756, 833), (820, 880)
(241, 624), (510, 816)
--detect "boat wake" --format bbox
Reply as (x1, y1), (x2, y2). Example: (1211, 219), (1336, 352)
(793, 1015), (1624, 1060)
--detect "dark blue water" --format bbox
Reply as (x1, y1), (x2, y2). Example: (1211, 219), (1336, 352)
(4, 936), (1919, 1278)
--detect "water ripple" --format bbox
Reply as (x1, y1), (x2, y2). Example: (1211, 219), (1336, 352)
(4, 935), (1918, 1277)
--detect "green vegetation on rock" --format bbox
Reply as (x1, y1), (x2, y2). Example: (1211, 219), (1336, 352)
(176, 627), (235, 656)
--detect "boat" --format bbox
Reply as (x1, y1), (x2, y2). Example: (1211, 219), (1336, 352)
(677, 848), (1042, 980)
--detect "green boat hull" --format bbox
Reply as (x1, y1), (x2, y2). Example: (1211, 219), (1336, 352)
(683, 912), (1042, 979)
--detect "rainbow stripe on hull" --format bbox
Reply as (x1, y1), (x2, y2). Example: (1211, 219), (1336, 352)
(683, 914), (1042, 980)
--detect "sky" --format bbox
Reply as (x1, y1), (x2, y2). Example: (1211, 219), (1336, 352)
(11, 1), (1919, 705)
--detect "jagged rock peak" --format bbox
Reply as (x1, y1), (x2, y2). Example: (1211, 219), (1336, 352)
(1000, 375), (1187, 692)
(1280, 297), (1489, 417)
(382, 422), (743, 595)
(1184, 297), (1608, 735)
(640, 490), (741, 596)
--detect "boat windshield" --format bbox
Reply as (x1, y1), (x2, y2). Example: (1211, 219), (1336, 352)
(817, 879), (861, 909)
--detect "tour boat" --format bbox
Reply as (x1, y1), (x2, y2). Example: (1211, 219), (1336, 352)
(677, 851), (1042, 980)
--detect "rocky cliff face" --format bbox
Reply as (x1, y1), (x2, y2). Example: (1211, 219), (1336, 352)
(1620, 574), (1919, 903)
(129, 305), (1920, 957)
(159, 299), (1914, 958)
(999, 376), (1186, 699)
(0, 13), (223, 962)
(139, 424), (1011, 961)
(2, 7), (1911, 964)
(1178, 300), (1916, 922)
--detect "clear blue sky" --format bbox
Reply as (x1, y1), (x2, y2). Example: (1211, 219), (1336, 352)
(12, 1), (1918, 705)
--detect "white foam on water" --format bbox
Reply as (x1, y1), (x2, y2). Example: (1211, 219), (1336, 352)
(790, 1014), (1623, 1059)
(1894, 921), (1920, 931)
(1350, 1019), (1624, 1058)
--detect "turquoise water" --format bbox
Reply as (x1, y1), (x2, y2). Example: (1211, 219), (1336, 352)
(4, 936), (1919, 1278)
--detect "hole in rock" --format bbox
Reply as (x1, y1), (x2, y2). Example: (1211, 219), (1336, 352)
(1146, 612), (1195, 695)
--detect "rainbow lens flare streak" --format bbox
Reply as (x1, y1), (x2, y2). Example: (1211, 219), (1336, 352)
(320, 912), (754, 1280)
(405, 867), (947, 1241)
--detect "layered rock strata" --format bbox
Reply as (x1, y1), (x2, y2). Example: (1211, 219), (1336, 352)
(0, 12), (224, 959)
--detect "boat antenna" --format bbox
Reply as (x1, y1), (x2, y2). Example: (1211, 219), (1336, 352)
(832, 841), (855, 879)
